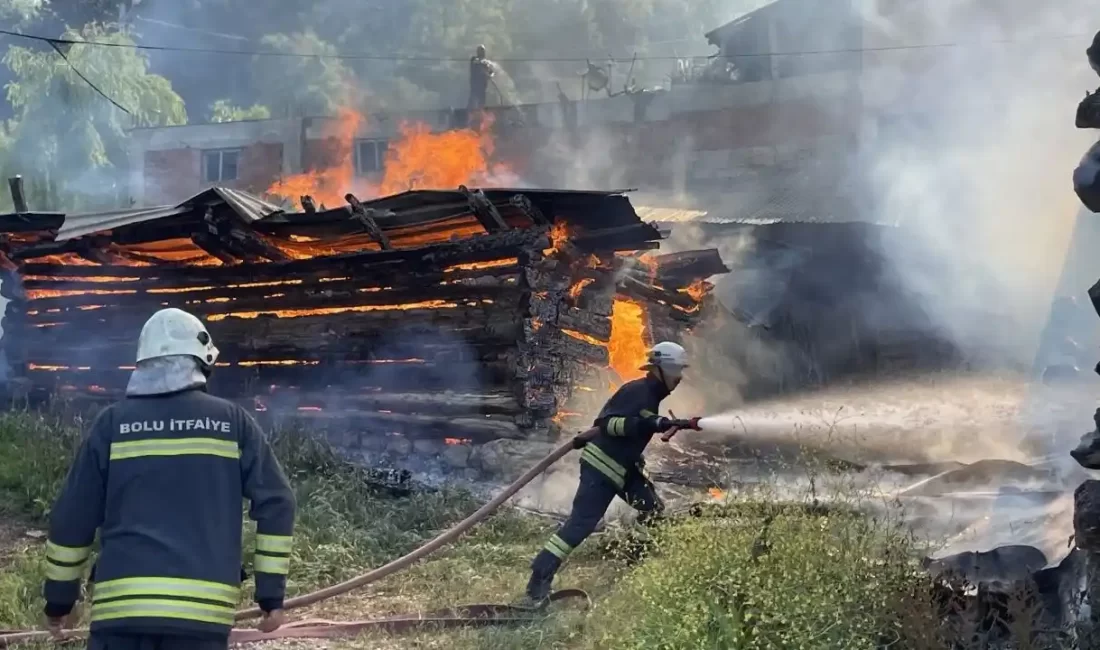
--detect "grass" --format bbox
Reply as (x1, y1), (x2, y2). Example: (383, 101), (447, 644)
(0, 409), (1068, 649)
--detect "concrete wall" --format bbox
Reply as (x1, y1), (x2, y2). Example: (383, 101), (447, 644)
(126, 69), (863, 206)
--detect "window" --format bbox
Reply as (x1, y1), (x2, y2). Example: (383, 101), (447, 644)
(203, 149), (240, 183)
(354, 139), (389, 175)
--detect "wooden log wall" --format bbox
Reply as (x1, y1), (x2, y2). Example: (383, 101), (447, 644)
(0, 227), (723, 444)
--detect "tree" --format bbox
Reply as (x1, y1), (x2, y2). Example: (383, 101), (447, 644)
(0, 0), (48, 26)
(3, 22), (186, 210)
(251, 30), (359, 117)
(208, 99), (270, 122)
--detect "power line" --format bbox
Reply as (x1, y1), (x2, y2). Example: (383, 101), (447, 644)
(46, 40), (134, 115)
(0, 27), (1090, 63)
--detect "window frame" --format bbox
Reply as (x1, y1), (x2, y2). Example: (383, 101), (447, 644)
(202, 148), (241, 183)
(353, 139), (389, 176)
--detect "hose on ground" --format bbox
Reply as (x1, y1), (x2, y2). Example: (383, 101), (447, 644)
(0, 432), (588, 646)
(237, 434), (580, 619)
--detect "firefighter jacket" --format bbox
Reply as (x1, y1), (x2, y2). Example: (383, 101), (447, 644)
(42, 389), (296, 638)
(581, 374), (671, 489)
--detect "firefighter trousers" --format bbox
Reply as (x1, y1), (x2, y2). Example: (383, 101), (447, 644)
(526, 461), (663, 599)
(87, 632), (229, 650)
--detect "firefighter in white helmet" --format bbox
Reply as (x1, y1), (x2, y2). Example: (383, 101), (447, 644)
(42, 308), (296, 650)
(519, 341), (701, 608)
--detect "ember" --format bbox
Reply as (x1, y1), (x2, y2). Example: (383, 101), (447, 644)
(443, 437), (472, 445)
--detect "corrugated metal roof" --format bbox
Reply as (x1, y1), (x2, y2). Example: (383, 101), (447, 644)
(634, 206), (710, 223)
(54, 187), (285, 241)
(56, 204), (190, 241)
(197, 187), (285, 223)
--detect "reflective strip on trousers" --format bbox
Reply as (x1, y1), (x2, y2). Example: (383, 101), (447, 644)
(580, 444), (626, 489)
(44, 541), (92, 581)
(90, 599), (235, 626)
(109, 437), (241, 461)
(255, 534), (293, 554)
(93, 577), (240, 605)
(254, 555), (291, 575)
(543, 534), (572, 560)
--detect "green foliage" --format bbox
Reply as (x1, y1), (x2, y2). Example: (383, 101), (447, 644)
(251, 30), (359, 117)
(2, 23), (186, 211)
(585, 501), (927, 650)
(0, 411), (83, 519)
(208, 99), (271, 123)
(0, 0), (47, 26)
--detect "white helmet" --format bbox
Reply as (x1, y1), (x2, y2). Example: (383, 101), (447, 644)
(643, 341), (688, 389)
(136, 308), (219, 367)
(643, 341), (688, 371)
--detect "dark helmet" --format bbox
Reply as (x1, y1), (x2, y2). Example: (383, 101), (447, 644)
(475, 44), (486, 58)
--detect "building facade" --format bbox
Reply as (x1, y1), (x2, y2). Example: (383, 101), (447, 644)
(126, 0), (899, 220)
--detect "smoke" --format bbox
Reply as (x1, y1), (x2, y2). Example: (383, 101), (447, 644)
(855, 0), (1096, 371)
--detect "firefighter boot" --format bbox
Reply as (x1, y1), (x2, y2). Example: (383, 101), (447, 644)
(515, 550), (559, 610)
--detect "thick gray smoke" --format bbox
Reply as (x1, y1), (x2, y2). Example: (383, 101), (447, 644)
(856, 0), (1097, 371)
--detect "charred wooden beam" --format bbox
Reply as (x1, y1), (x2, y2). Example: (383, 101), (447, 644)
(344, 193), (393, 250)
(23, 284), (522, 329)
(7, 176), (27, 213)
(190, 232), (240, 265)
(22, 260), (521, 296)
(20, 227), (549, 280)
(300, 196), (317, 214)
(648, 249), (730, 284)
(270, 410), (531, 443)
(261, 389), (523, 417)
(460, 185), (509, 232)
(26, 358), (517, 397)
(510, 193), (549, 225)
(570, 223), (663, 252)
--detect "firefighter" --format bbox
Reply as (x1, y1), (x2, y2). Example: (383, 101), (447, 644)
(468, 44), (495, 111)
(42, 308), (297, 650)
(519, 341), (700, 608)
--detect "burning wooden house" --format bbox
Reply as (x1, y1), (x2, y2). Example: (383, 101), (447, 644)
(0, 181), (727, 476)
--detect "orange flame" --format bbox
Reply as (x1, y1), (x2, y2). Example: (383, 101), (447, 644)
(443, 437), (472, 445)
(708, 487), (726, 500)
(267, 108), (362, 207)
(545, 222), (569, 255)
(560, 298), (650, 386)
(376, 116), (508, 196)
(608, 299), (648, 383)
(569, 278), (594, 300)
(265, 108), (509, 206)
(679, 279), (709, 302)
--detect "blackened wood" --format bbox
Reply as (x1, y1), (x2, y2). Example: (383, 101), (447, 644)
(27, 358), (516, 397)
(510, 193), (548, 225)
(22, 259), (521, 295)
(460, 185), (509, 232)
(26, 326), (522, 368)
(616, 275), (699, 311)
(23, 281), (521, 323)
(262, 388), (524, 416)
(648, 249), (730, 283)
(300, 196), (317, 213)
(266, 410), (528, 443)
(7, 176), (27, 213)
(19, 228), (550, 280)
(190, 232), (240, 264)
(345, 193), (393, 250)
(569, 223), (663, 252)
(26, 311), (522, 352)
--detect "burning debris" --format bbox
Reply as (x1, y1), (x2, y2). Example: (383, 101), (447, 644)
(0, 181), (727, 477)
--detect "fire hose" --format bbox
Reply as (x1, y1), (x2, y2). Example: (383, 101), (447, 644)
(0, 418), (702, 646)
